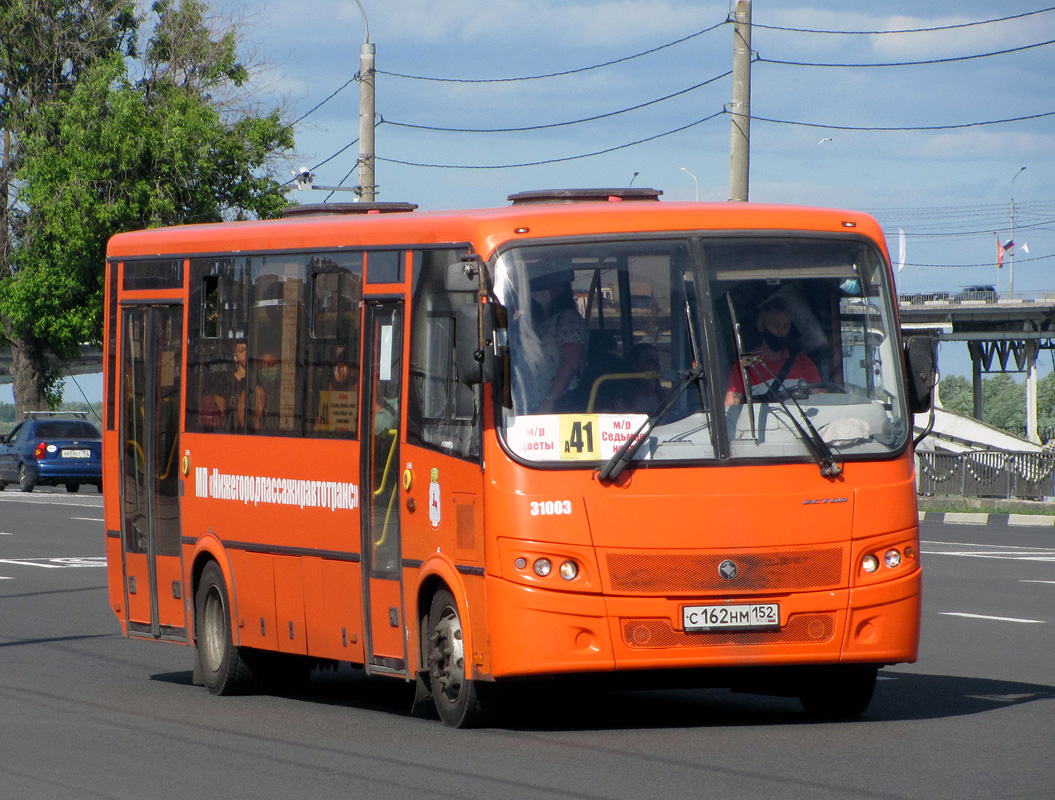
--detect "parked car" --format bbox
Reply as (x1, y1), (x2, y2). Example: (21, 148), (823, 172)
(955, 285), (997, 302)
(0, 413), (102, 492)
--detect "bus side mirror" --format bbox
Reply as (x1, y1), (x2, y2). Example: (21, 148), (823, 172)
(446, 261), (478, 293)
(904, 336), (937, 414)
(454, 303), (497, 385)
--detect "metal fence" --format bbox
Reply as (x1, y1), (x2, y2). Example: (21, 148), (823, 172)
(917, 451), (1055, 500)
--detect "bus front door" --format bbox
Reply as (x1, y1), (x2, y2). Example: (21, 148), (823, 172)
(119, 304), (187, 641)
(361, 300), (408, 673)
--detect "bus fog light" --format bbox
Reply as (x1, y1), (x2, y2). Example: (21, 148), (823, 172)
(559, 560), (579, 581)
(533, 558), (552, 577)
(514, 557), (527, 570)
(885, 549), (902, 568)
(862, 554), (879, 573)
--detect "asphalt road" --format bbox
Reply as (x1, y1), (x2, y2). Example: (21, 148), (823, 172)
(1, 491), (1052, 800)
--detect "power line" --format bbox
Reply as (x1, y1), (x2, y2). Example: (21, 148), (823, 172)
(752, 6), (1055, 35)
(380, 71), (731, 133)
(887, 219), (1055, 238)
(375, 111), (724, 169)
(896, 253), (1055, 269)
(375, 20), (727, 83)
(292, 75), (358, 126)
(731, 109), (1055, 132)
(759, 37), (1055, 67)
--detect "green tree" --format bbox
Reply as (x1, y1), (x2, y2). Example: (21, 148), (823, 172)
(1, 0), (294, 412)
(1, 0), (139, 410)
(981, 372), (1024, 431)
(937, 375), (972, 415)
(1037, 371), (1055, 431)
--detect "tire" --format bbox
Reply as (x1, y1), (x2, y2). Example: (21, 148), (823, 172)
(194, 562), (255, 695)
(427, 588), (493, 728)
(18, 464), (34, 493)
(65, 483), (81, 493)
(799, 666), (877, 719)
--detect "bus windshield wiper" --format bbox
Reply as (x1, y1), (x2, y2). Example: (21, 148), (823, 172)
(769, 382), (843, 478)
(598, 365), (706, 483)
(726, 294), (757, 439)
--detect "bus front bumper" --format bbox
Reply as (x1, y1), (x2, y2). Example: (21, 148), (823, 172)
(485, 569), (921, 679)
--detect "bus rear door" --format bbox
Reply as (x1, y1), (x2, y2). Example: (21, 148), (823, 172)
(118, 304), (187, 641)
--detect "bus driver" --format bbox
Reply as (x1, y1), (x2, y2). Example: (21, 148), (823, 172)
(724, 295), (821, 405)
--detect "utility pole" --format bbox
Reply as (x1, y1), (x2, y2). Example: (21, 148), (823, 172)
(1009, 166), (1026, 297)
(354, 1), (376, 202)
(729, 0), (752, 202)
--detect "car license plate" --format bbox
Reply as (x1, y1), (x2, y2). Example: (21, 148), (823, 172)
(61, 449), (91, 458)
(683, 603), (780, 631)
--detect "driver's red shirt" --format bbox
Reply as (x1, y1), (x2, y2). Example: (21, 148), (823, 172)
(726, 349), (821, 398)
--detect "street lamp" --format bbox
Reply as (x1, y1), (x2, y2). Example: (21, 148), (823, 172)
(353, 0), (375, 202)
(1009, 166), (1026, 296)
(680, 167), (699, 202)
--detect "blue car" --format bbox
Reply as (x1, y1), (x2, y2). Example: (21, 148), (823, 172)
(0, 413), (103, 493)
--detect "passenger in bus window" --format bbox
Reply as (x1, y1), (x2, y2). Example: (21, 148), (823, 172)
(527, 270), (587, 413)
(724, 296), (821, 405)
(315, 346), (357, 433)
(211, 338), (248, 432)
(251, 350), (280, 432)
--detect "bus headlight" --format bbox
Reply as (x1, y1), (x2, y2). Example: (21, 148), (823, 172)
(533, 558), (552, 577)
(862, 554), (880, 573)
(885, 549), (902, 569)
(559, 560), (579, 581)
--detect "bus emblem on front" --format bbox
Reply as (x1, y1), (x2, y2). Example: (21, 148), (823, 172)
(718, 560), (738, 580)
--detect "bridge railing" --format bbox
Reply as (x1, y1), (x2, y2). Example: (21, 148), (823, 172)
(917, 451), (1055, 500)
(899, 290), (1055, 305)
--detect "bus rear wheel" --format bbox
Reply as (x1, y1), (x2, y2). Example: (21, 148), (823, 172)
(427, 589), (492, 728)
(799, 666), (877, 719)
(195, 562), (254, 695)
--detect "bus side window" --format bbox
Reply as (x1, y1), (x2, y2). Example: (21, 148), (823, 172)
(407, 248), (480, 459)
(308, 253), (364, 438)
(248, 255), (307, 435)
(186, 259), (248, 433)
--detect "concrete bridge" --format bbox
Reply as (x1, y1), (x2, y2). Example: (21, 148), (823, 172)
(899, 290), (1055, 444)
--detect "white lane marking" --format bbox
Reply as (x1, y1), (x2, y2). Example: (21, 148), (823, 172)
(0, 532), (12, 536)
(71, 517), (104, 522)
(941, 612), (1045, 624)
(0, 556), (106, 569)
(1021, 580), (1055, 585)
(921, 541), (1055, 562)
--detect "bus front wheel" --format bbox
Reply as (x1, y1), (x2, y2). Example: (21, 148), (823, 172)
(195, 562), (254, 695)
(799, 666), (877, 719)
(427, 589), (492, 728)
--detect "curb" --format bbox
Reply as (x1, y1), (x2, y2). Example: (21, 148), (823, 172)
(919, 511), (1055, 527)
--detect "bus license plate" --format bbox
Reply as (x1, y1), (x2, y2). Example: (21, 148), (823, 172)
(62, 450), (91, 458)
(683, 603), (780, 632)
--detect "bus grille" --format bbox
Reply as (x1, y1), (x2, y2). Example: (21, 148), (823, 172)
(622, 613), (836, 649)
(605, 548), (844, 594)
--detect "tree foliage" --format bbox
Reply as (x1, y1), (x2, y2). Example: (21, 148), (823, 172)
(938, 372), (1055, 437)
(1, 0), (294, 408)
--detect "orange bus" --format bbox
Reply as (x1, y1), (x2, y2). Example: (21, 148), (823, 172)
(103, 188), (931, 727)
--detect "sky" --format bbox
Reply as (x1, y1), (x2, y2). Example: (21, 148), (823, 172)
(5, 0), (1054, 403)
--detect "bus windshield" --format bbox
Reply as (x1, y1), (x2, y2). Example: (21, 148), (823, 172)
(492, 235), (909, 466)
